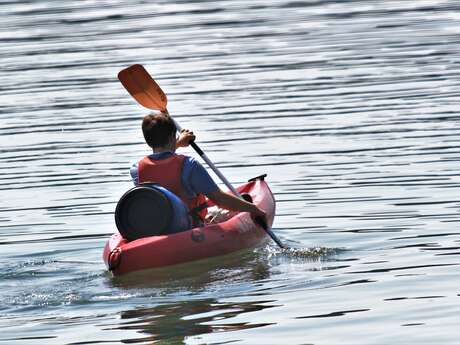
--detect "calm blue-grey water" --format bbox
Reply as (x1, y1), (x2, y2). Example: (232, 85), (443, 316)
(1, 0), (460, 344)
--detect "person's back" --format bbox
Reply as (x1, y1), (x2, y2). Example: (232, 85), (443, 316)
(130, 113), (266, 234)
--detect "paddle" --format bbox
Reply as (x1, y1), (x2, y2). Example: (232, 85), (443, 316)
(118, 64), (285, 249)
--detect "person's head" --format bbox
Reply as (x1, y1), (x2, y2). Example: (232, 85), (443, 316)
(142, 113), (177, 151)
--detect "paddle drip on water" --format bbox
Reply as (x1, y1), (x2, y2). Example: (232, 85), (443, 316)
(260, 244), (340, 260)
(282, 246), (339, 259)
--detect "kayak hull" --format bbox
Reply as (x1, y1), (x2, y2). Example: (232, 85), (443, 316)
(103, 178), (276, 276)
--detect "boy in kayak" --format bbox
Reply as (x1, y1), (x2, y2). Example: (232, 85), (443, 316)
(130, 113), (267, 228)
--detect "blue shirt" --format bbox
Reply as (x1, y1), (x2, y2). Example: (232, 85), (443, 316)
(130, 152), (219, 198)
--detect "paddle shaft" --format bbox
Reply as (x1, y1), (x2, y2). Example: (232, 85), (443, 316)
(255, 217), (285, 249)
(193, 143), (241, 197)
(172, 118), (240, 196)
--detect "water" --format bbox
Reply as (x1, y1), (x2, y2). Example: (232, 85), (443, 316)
(1, 0), (460, 343)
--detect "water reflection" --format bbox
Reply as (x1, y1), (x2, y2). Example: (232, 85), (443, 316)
(105, 251), (279, 344)
(2, 0), (460, 343)
(115, 299), (277, 344)
(109, 248), (272, 291)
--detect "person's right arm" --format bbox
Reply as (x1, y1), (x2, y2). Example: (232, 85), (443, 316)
(184, 154), (267, 223)
(207, 189), (267, 221)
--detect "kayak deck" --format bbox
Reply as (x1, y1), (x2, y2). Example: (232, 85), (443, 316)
(103, 178), (276, 276)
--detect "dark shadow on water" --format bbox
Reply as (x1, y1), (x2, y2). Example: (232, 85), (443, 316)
(108, 248), (272, 291)
(110, 298), (278, 345)
(103, 249), (278, 344)
(100, 242), (340, 344)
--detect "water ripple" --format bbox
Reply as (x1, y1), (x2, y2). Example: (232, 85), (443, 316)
(1, 0), (460, 343)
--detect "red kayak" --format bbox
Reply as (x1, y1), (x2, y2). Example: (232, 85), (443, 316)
(103, 176), (276, 276)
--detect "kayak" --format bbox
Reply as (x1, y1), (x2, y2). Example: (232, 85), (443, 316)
(103, 175), (276, 276)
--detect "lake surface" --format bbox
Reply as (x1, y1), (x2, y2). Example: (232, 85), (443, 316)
(1, 0), (460, 344)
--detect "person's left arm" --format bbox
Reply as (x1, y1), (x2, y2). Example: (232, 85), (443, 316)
(130, 162), (139, 186)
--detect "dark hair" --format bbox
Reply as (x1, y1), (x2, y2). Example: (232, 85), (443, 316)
(142, 114), (176, 149)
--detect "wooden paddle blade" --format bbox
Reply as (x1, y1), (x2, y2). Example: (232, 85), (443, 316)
(118, 64), (167, 111)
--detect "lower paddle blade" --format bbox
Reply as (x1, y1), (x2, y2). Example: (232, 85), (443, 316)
(118, 64), (167, 111)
